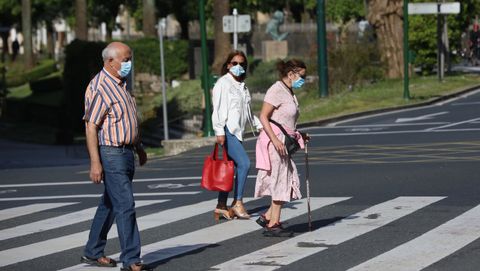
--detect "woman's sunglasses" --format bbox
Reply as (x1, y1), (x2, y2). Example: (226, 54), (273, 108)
(230, 61), (247, 68)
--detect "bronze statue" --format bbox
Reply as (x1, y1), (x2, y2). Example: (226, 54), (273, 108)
(266, 10), (288, 41)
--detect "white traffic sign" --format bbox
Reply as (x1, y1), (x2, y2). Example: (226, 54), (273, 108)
(223, 14), (251, 33)
(408, 2), (460, 15)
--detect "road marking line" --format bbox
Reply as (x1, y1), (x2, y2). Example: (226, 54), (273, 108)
(0, 200), (167, 242)
(425, 117), (480, 131)
(0, 198), (221, 267)
(0, 202), (78, 221)
(395, 111), (449, 123)
(59, 197), (350, 271)
(310, 128), (480, 137)
(0, 176), (257, 188)
(329, 122), (448, 128)
(211, 196), (445, 271)
(0, 192), (200, 201)
(347, 204), (480, 271)
(452, 102), (480, 106)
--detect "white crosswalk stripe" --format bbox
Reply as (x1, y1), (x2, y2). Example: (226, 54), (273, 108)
(0, 199), (219, 267)
(0, 202), (78, 221)
(0, 200), (167, 241)
(60, 197), (350, 271)
(347, 204), (480, 271)
(211, 197), (445, 271)
(3, 195), (480, 271)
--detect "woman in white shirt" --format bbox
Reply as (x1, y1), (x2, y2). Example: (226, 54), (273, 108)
(211, 50), (262, 221)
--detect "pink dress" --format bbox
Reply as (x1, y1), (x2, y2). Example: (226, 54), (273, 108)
(254, 81), (302, 202)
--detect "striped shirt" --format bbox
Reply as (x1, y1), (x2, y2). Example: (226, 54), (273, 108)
(83, 69), (139, 147)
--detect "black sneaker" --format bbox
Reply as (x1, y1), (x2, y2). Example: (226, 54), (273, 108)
(262, 223), (294, 237)
(256, 214), (269, 228)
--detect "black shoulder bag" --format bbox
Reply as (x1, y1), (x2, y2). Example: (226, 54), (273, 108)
(269, 119), (300, 156)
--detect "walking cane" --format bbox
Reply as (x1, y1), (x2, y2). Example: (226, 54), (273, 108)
(304, 141), (312, 231)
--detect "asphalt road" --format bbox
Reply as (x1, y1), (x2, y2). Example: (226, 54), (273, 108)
(1, 88), (480, 270)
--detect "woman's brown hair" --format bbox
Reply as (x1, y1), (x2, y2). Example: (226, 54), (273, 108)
(276, 59), (306, 79)
(221, 50), (248, 79)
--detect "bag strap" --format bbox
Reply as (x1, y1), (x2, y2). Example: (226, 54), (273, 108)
(212, 143), (229, 162)
(269, 119), (290, 137)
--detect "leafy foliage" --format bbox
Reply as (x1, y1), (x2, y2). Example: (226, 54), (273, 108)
(125, 38), (188, 81)
(326, 0), (365, 23)
(409, 0), (480, 72)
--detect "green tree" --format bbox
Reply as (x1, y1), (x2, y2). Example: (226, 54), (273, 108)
(0, 0), (21, 59)
(75, 0), (87, 40)
(326, 0), (365, 23)
(22, 0), (34, 68)
(88, 0), (123, 41)
(143, 0), (156, 37)
(409, 0), (480, 72)
(32, 0), (73, 56)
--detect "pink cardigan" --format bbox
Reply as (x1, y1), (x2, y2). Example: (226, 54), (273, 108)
(256, 124), (305, 171)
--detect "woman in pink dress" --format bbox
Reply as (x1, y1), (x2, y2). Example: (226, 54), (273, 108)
(254, 59), (309, 237)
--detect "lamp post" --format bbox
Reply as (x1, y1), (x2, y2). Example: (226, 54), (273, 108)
(199, 0), (214, 136)
(317, 0), (329, 97)
(403, 0), (411, 100)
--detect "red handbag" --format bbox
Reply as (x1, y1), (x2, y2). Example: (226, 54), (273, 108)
(201, 143), (234, 192)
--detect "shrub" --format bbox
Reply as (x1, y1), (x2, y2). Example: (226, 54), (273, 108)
(327, 42), (385, 93)
(6, 59), (57, 87)
(63, 39), (105, 138)
(29, 72), (63, 94)
(245, 60), (279, 93)
(126, 38), (189, 81)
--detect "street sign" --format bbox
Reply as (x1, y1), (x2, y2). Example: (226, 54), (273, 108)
(408, 2), (460, 15)
(222, 14), (251, 33)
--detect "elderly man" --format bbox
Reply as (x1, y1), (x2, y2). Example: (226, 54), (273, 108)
(80, 42), (149, 271)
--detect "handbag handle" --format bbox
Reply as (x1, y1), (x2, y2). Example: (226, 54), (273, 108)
(212, 143), (229, 163)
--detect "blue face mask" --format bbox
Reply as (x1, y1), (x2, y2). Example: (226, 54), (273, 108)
(292, 77), (305, 89)
(229, 65), (245, 77)
(117, 60), (132, 78)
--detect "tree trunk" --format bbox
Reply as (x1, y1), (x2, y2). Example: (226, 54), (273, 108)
(46, 22), (55, 59)
(367, 0), (404, 78)
(143, 0), (156, 37)
(22, 0), (34, 69)
(0, 33), (8, 61)
(75, 0), (88, 40)
(211, 0), (231, 75)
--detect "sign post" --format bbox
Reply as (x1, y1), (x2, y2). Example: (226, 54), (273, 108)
(158, 19), (169, 140)
(408, 2), (460, 81)
(223, 10), (251, 50)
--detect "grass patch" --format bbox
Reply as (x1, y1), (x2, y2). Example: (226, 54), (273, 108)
(144, 147), (165, 158)
(295, 74), (480, 123)
(7, 84), (32, 99)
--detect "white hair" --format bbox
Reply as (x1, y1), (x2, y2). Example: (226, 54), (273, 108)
(102, 45), (117, 61)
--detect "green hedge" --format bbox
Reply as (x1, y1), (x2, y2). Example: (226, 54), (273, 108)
(61, 38), (189, 142)
(62, 39), (105, 140)
(6, 59), (57, 87)
(29, 71), (63, 94)
(125, 38), (188, 80)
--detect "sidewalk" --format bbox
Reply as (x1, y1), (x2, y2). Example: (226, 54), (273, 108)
(0, 139), (89, 169)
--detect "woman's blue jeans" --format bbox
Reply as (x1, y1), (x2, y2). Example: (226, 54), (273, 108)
(218, 127), (251, 203)
(84, 146), (141, 267)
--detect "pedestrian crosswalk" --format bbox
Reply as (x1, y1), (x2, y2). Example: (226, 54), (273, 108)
(0, 196), (479, 270)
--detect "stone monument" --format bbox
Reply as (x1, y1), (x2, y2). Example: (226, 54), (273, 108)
(262, 10), (288, 61)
